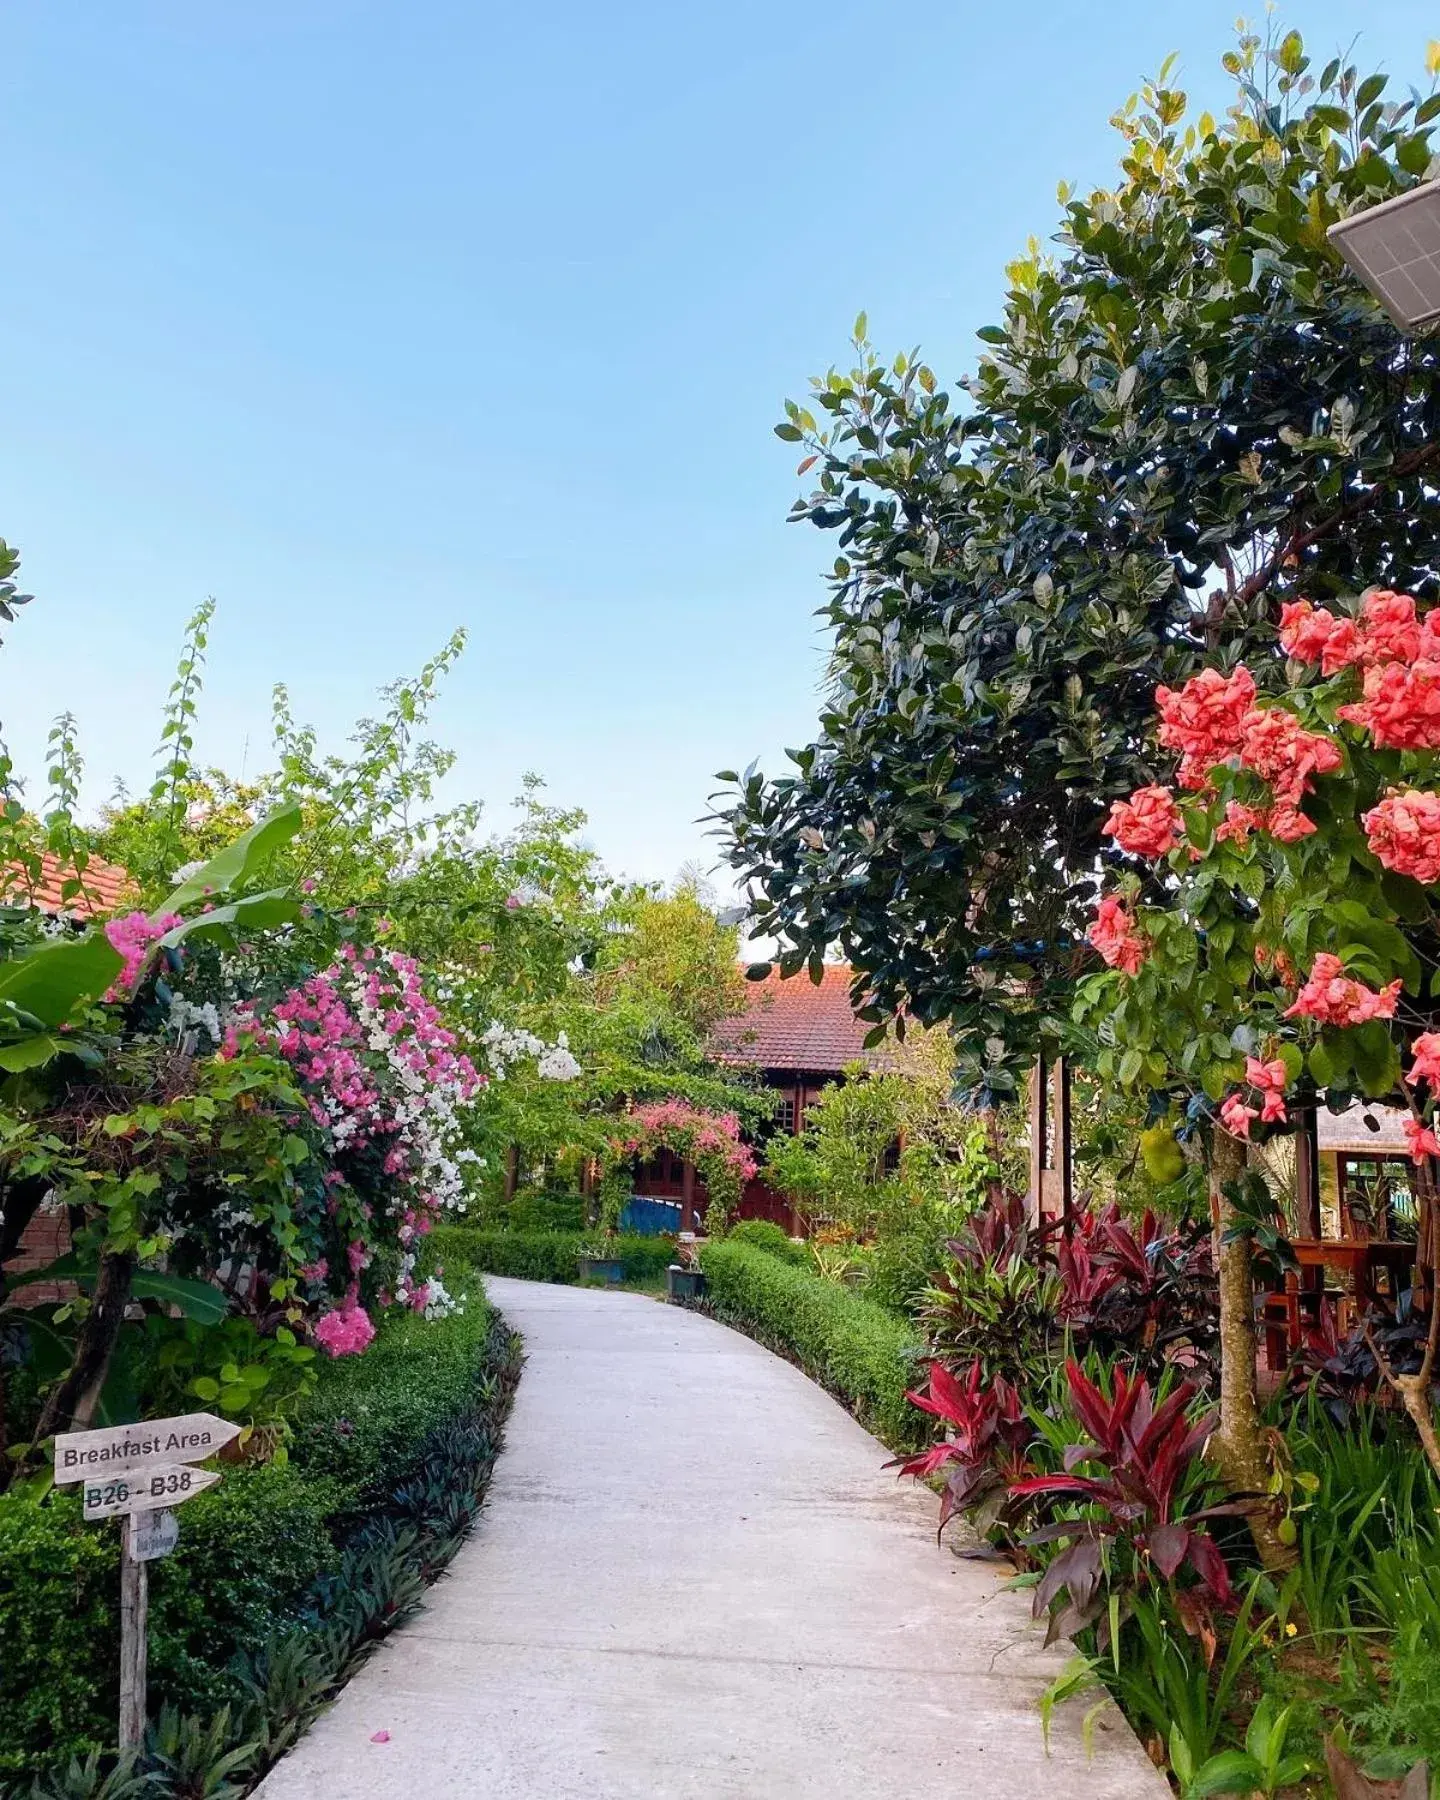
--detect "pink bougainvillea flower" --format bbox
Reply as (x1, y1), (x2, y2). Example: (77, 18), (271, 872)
(103, 910), (184, 1000)
(1403, 1116), (1440, 1163)
(1363, 789), (1440, 886)
(1156, 666), (1257, 789)
(1407, 1033), (1440, 1090)
(1101, 785), (1183, 858)
(1086, 895), (1147, 976)
(313, 1298), (376, 1358)
(1279, 600), (1363, 675)
(1219, 1093), (1259, 1140)
(1284, 953), (1402, 1027)
(370, 1730), (392, 1744)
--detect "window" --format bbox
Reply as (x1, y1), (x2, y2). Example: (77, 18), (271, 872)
(778, 1096), (797, 1135)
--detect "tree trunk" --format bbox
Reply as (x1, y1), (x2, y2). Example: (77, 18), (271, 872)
(1207, 1131), (1295, 1572)
(31, 1250), (135, 1443)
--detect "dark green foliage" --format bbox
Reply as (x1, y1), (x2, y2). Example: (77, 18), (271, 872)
(428, 1227), (675, 1287)
(715, 33), (1440, 1099)
(0, 1495), (118, 1776)
(697, 1241), (925, 1450)
(147, 1467), (340, 1716)
(291, 1297), (507, 1515)
(725, 1219), (808, 1266)
(0, 1300), (520, 1787)
(503, 1193), (585, 1232)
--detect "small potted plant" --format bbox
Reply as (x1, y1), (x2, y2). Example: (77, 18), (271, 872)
(666, 1234), (707, 1302)
(577, 1240), (627, 1285)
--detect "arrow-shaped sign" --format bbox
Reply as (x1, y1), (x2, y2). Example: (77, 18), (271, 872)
(54, 1412), (241, 1484)
(82, 1463), (221, 1522)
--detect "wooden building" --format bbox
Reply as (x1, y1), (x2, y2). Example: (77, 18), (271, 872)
(631, 963), (896, 1234)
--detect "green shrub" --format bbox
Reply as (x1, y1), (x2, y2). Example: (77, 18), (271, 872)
(0, 1290), (514, 1781)
(0, 1492), (118, 1774)
(697, 1241), (926, 1450)
(505, 1193), (585, 1232)
(292, 1295), (501, 1512)
(726, 1219), (808, 1266)
(148, 1464), (341, 1715)
(428, 1228), (674, 1287)
(429, 1228), (580, 1283)
(860, 1230), (943, 1317)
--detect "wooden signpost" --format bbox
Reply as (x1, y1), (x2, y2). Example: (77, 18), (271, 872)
(54, 1412), (241, 1749)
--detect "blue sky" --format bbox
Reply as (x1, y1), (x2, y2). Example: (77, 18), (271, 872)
(3, 2), (1435, 892)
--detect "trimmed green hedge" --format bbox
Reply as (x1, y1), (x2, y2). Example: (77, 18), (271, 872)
(725, 1219), (810, 1266)
(428, 1227), (676, 1286)
(698, 1241), (927, 1451)
(0, 1291), (516, 1780)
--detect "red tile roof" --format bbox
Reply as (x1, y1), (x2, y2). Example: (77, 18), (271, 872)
(711, 963), (885, 1074)
(5, 850), (135, 920)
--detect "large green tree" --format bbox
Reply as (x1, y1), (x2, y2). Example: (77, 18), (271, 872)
(716, 28), (1440, 1103)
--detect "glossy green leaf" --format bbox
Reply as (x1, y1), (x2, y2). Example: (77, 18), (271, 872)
(159, 801), (303, 913)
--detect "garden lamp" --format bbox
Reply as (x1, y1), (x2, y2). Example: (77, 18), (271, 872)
(1328, 178), (1440, 330)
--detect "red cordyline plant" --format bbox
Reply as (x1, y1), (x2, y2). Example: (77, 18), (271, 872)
(886, 1359), (1034, 1539)
(1012, 1360), (1247, 1648)
(1055, 1206), (1219, 1385)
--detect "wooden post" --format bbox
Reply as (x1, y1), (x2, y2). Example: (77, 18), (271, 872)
(680, 1160), (696, 1235)
(1027, 1056), (1073, 1229)
(118, 1515), (148, 1750)
(503, 1145), (519, 1203)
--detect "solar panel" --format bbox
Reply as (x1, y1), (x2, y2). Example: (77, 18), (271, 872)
(1329, 179), (1440, 331)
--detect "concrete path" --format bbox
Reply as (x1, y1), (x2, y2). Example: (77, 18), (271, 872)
(256, 1278), (1167, 1799)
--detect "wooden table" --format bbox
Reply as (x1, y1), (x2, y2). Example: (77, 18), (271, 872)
(1262, 1238), (1418, 1367)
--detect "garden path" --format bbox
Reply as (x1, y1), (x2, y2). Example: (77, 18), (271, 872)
(254, 1277), (1168, 1799)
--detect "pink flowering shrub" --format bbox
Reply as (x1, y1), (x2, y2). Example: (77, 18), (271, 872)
(609, 1097), (757, 1222)
(1086, 896), (1147, 975)
(103, 910), (183, 999)
(312, 1293), (377, 1357)
(1362, 789), (1440, 885)
(1283, 954), (1400, 1028)
(1080, 583), (1440, 1171)
(226, 943), (485, 1332)
(1100, 786), (1182, 857)
(1156, 665), (1256, 789)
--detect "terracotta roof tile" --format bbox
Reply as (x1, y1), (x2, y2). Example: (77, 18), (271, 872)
(711, 964), (886, 1074)
(5, 851), (135, 920)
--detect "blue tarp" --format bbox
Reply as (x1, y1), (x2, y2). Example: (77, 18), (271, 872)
(619, 1195), (682, 1237)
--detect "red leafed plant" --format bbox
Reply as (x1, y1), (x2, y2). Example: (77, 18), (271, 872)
(1010, 1359), (1244, 1647)
(886, 1359), (1034, 1539)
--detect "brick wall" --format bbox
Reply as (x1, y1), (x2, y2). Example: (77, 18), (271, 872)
(4, 1207), (72, 1307)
